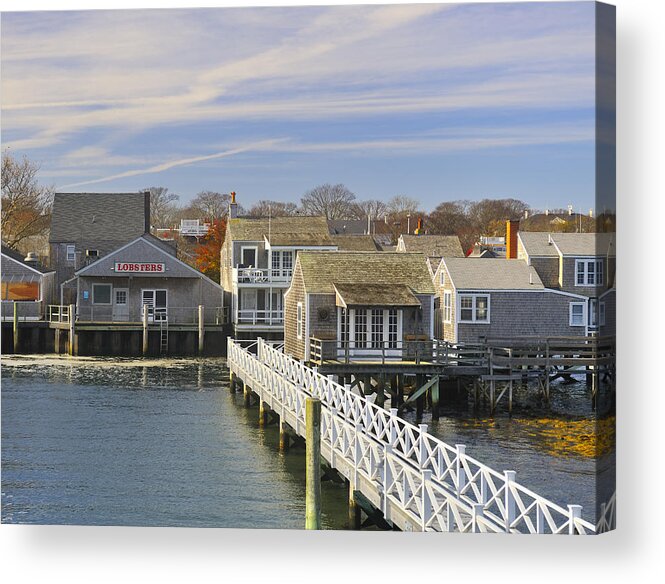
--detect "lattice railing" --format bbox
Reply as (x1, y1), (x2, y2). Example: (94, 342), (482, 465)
(228, 337), (604, 534)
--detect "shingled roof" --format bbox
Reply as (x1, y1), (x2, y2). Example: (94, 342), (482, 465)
(1, 242), (53, 274)
(297, 252), (436, 295)
(519, 232), (615, 257)
(50, 192), (149, 243)
(398, 235), (464, 258)
(442, 257), (544, 290)
(330, 234), (381, 251)
(227, 216), (333, 246)
(334, 283), (421, 307)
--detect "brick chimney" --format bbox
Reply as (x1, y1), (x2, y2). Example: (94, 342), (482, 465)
(143, 190), (151, 233)
(229, 191), (238, 219)
(506, 219), (519, 259)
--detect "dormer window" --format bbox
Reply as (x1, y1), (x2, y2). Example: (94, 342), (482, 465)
(575, 259), (603, 286)
(66, 245), (75, 262)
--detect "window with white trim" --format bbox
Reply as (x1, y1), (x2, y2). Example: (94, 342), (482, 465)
(370, 309), (384, 348)
(569, 302), (585, 326)
(439, 270), (445, 286)
(66, 244), (75, 262)
(387, 309), (399, 349)
(575, 259), (604, 286)
(282, 251), (293, 277)
(354, 309), (367, 348)
(443, 291), (452, 323)
(588, 299), (607, 327)
(459, 294), (490, 323)
(297, 302), (303, 339)
(92, 284), (112, 305)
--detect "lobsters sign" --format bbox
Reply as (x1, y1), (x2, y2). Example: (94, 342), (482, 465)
(114, 262), (165, 273)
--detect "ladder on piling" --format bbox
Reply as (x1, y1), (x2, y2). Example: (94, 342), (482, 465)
(159, 316), (169, 354)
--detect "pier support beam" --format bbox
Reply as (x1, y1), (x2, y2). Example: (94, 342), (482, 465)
(305, 397), (322, 530)
(348, 483), (361, 530)
(13, 302), (20, 353)
(259, 399), (268, 427)
(431, 376), (440, 421)
(198, 305), (205, 355)
(68, 304), (76, 356)
(279, 419), (290, 452)
(142, 304), (149, 356)
(243, 383), (252, 408)
(229, 372), (237, 393)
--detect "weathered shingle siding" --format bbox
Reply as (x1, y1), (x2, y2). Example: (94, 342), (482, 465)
(77, 276), (222, 321)
(284, 263), (306, 360)
(456, 290), (586, 343)
(529, 257), (560, 289)
(599, 289), (616, 337)
(434, 263), (457, 342)
(220, 229), (234, 291)
(309, 294), (338, 341)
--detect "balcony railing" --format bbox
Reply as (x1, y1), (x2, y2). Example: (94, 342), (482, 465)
(47, 305), (227, 325)
(2, 300), (45, 321)
(232, 267), (292, 284)
(236, 309), (284, 326)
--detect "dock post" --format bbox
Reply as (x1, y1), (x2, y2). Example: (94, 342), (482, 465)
(68, 304), (76, 356)
(431, 376), (440, 421)
(259, 399), (268, 427)
(198, 305), (205, 355)
(243, 382), (252, 407)
(229, 372), (237, 393)
(12, 302), (19, 353)
(142, 304), (149, 356)
(305, 397), (322, 530)
(508, 379), (513, 415)
(348, 485), (361, 530)
(375, 376), (385, 408)
(279, 419), (289, 452)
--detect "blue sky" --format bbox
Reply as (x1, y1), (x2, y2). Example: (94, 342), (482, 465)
(1, 2), (599, 212)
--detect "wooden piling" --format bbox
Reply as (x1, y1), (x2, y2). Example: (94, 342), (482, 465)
(142, 304), (149, 356)
(243, 382), (252, 408)
(431, 376), (440, 421)
(229, 372), (237, 393)
(348, 484), (361, 530)
(12, 302), (19, 353)
(259, 399), (268, 427)
(198, 305), (205, 355)
(375, 376), (385, 408)
(68, 304), (76, 356)
(279, 419), (289, 452)
(305, 397), (322, 530)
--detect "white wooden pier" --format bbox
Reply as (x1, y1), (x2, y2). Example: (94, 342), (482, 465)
(228, 338), (612, 534)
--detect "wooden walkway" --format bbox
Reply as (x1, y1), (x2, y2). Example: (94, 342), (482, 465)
(228, 338), (610, 534)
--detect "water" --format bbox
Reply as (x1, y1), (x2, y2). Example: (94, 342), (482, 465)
(1, 355), (614, 527)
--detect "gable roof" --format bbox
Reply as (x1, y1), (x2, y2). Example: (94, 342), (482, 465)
(518, 232), (615, 258)
(398, 234), (464, 258)
(297, 251), (436, 296)
(50, 192), (148, 243)
(1, 242), (54, 275)
(442, 257), (544, 290)
(227, 215), (333, 246)
(75, 235), (221, 288)
(334, 283), (420, 307)
(330, 234), (381, 251)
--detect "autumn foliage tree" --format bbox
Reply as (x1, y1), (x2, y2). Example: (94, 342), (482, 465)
(194, 218), (226, 282)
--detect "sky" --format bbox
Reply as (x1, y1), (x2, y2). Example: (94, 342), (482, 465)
(1, 1), (600, 212)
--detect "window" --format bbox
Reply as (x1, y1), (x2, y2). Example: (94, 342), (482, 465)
(439, 271), (445, 286)
(569, 302), (585, 326)
(66, 245), (75, 262)
(271, 251), (280, 277)
(370, 309), (384, 348)
(575, 259), (604, 286)
(93, 284), (112, 305)
(459, 294), (490, 323)
(282, 251), (293, 277)
(241, 246), (257, 267)
(339, 308), (350, 347)
(443, 291), (452, 323)
(297, 302), (303, 339)
(115, 290), (128, 305)
(387, 309), (399, 349)
(354, 309), (367, 348)
(588, 299), (607, 327)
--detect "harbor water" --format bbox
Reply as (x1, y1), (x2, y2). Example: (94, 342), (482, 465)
(1, 355), (613, 527)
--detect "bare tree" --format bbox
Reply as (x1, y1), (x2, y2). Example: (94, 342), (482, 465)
(143, 186), (180, 229)
(190, 190), (230, 220)
(468, 198), (531, 237)
(248, 200), (301, 218)
(301, 183), (356, 219)
(350, 199), (388, 221)
(1, 152), (53, 249)
(386, 195), (420, 215)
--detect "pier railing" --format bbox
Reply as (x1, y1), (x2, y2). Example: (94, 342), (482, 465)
(2, 300), (44, 321)
(228, 337), (599, 534)
(47, 304), (71, 323)
(47, 304), (225, 325)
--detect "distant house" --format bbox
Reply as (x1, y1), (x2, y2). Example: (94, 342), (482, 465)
(396, 234), (465, 260)
(432, 257), (591, 343)
(516, 231), (616, 333)
(1, 243), (55, 320)
(73, 234), (223, 324)
(49, 192), (152, 297)
(284, 251), (436, 361)
(220, 197), (337, 338)
(330, 234), (381, 251)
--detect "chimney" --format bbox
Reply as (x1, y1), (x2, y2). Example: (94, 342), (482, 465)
(415, 217), (423, 235)
(506, 219), (519, 259)
(143, 190), (151, 234)
(229, 191), (238, 219)
(24, 252), (39, 268)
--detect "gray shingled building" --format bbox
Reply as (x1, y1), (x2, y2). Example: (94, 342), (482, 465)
(284, 251), (436, 362)
(49, 192), (151, 296)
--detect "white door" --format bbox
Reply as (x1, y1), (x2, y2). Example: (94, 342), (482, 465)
(142, 289), (168, 322)
(113, 288), (129, 321)
(240, 289), (257, 323)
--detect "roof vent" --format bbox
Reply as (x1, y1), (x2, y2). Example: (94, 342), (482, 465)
(529, 272), (533, 285)
(24, 251), (38, 264)
(547, 234), (553, 245)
